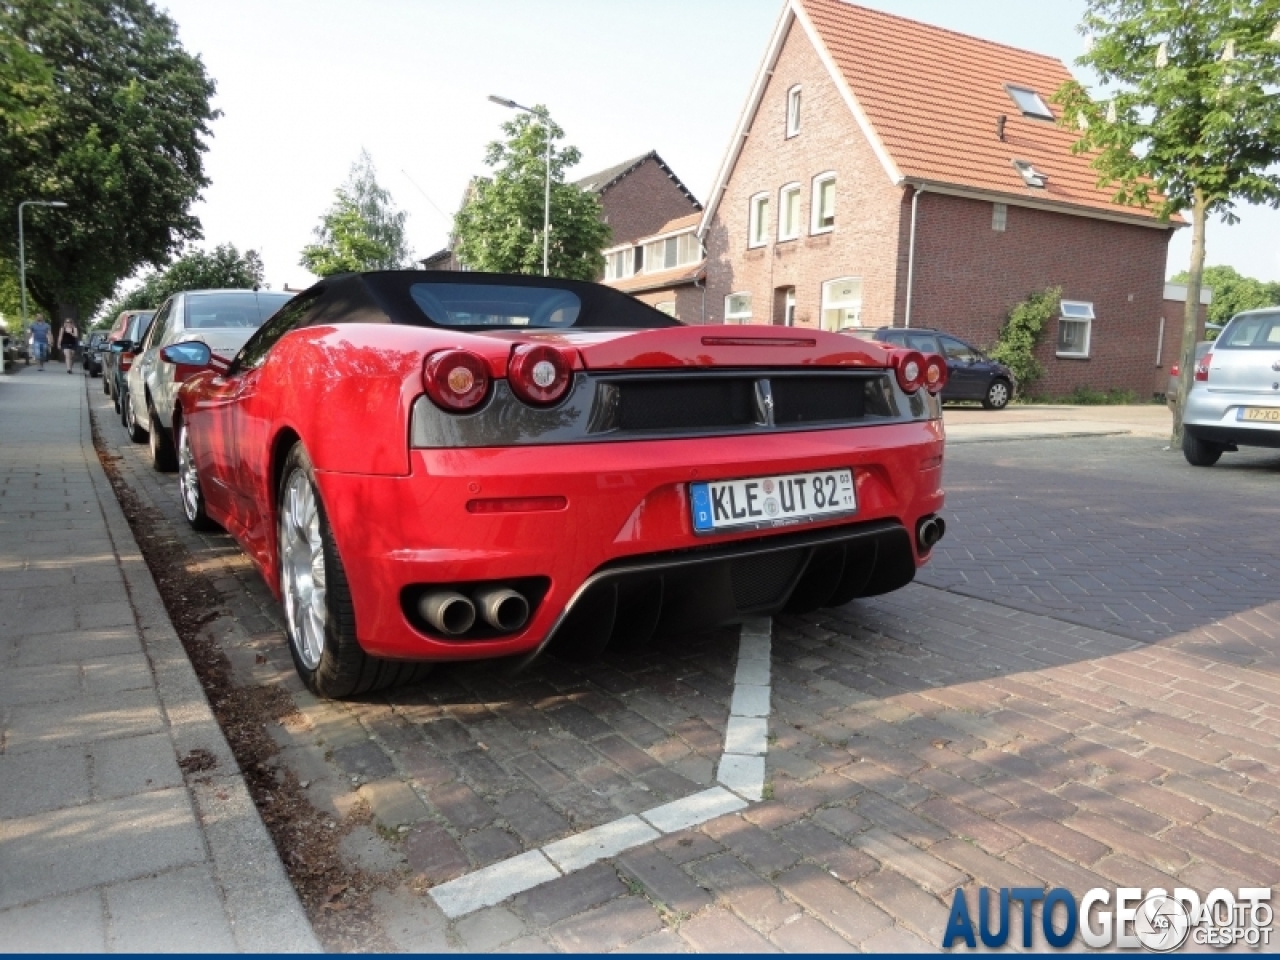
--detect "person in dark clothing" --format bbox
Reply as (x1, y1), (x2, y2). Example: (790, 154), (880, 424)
(59, 319), (80, 373)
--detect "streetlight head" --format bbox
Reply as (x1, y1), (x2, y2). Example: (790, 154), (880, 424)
(47, 201), (68, 208)
(488, 95), (517, 109)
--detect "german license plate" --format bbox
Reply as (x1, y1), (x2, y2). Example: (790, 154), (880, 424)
(1238, 407), (1280, 422)
(690, 469), (855, 534)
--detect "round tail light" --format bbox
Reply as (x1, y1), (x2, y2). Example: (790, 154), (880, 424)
(923, 354), (947, 394)
(508, 344), (573, 406)
(895, 350), (926, 394)
(424, 350), (490, 411)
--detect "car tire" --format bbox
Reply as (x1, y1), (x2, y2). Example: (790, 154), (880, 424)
(148, 404), (178, 472)
(982, 378), (1012, 410)
(1182, 429), (1223, 467)
(277, 443), (430, 698)
(177, 421), (218, 532)
(124, 390), (147, 442)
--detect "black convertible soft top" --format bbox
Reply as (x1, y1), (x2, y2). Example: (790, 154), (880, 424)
(292, 270), (682, 331)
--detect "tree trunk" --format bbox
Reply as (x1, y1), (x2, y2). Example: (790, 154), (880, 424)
(1171, 189), (1207, 447)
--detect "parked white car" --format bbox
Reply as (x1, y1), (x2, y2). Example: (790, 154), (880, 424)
(125, 289), (293, 470)
(1182, 308), (1280, 466)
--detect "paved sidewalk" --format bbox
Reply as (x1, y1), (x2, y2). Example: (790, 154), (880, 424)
(944, 403), (1172, 443)
(0, 369), (317, 951)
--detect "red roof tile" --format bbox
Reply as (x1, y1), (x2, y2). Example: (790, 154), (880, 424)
(797, 0), (1172, 222)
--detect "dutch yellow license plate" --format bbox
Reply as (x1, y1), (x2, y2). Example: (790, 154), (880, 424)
(1238, 407), (1280, 422)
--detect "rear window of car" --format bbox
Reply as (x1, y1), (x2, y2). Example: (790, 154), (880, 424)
(409, 283), (581, 329)
(184, 292), (293, 330)
(1218, 312), (1280, 349)
(127, 313), (155, 341)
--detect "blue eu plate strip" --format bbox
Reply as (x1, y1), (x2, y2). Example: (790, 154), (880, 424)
(690, 483), (713, 532)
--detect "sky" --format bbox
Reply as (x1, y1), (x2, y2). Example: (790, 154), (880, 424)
(157, 0), (1280, 293)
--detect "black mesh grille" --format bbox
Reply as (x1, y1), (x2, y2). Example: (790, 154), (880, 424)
(730, 550), (806, 609)
(617, 378), (756, 431)
(772, 376), (868, 424)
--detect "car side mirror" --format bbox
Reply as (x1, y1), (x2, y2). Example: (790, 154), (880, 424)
(110, 340), (131, 353)
(160, 342), (212, 366)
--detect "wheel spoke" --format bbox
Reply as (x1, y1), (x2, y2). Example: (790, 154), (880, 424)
(280, 466), (327, 672)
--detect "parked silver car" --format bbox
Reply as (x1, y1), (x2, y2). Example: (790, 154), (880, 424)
(125, 289), (293, 470)
(1181, 308), (1280, 466)
(1166, 340), (1213, 414)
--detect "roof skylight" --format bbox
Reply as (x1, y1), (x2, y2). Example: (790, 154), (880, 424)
(1012, 159), (1048, 189)
(1006, 84), (1054, 120)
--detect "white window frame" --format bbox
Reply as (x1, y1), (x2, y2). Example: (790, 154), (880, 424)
(992, 202), (1008, 232)
(748, 193), (770, 248)
(603, 246), (633, 281)
(640, 229), (701, 274)
(786, 85), (802, 137)
(820, 277), (862, 331)
(811, 173), (836, 234)
(782, 287), (796, 327)
(1005, 84), (1054, 120)
(778, 183), (802, 242)
(724, 292), (753, 324)
(1057, 300), (1095, 358)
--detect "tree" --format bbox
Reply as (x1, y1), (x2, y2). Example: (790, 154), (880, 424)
(299, 151), (411, 277)
(100, 243), (264, 322)
(1055, 0), (1280, 443)
(1170, 264), (1280, 327)
(452, 109), (610, 281)
(0, 0), (219, 322)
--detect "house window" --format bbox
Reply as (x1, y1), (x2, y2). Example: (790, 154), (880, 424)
(642, 231), (701, 273)
(820, 278), (862, 331)
(1005, 84), (1054, 120)
(1013, 159), (1048, 189)
(786, 85), (802, 137)
(778, 184), (801, 241)
(725, 292), (752, 324)
(749, 193), (770, 247)
(992, 202), (1008, 232)
(811, 174), (836, 233)
(604, 248), (632, 281)
(1057, 300), (1094, 357)
(654, 301), (676, 317)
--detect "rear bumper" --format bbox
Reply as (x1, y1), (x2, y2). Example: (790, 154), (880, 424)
(313, 419), (944, 662)
(1184, 389), (1280, 448)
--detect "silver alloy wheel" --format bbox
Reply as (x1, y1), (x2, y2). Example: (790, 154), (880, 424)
(177, 425), (200, 522)
(988, 381), (1010, 408)
(280, 469), (327, 671)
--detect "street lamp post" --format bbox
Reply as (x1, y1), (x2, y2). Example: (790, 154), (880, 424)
(17, 199), (69, 334)
(488, 95), (552, 277)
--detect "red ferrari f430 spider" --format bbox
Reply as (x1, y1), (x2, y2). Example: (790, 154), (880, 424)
(164, 272), (947, 698)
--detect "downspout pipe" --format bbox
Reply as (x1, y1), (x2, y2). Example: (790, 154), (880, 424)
(904, 184), (923, 328)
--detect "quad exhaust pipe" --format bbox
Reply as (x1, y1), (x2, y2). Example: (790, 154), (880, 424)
(419, 591), (477, 636)
(917, 514), (946, 552)
(418, 585), (531, 637)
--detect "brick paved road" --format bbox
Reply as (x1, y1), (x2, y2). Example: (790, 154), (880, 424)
(922, 437), (1280, 642)
(91, 384), (1280, 952)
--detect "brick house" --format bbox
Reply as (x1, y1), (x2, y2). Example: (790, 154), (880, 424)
(699, 0), (1181, 397)
(578, 152), (707, 322)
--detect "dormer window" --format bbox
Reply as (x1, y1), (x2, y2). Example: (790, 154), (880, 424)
(1005, 84), (1054, 120)
(786, 85), (802, 137)
(1013, 159), (1048, 189)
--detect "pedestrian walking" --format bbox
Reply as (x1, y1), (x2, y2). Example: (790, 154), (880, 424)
(59, 318), (80, 373)
(29, 315), (51, 371)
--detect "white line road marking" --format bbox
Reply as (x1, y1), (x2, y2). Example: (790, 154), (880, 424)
(427, 620), (775, 919)
(542, 815), (660, 873)
(430, 849), (561, 919)
(717, 754), (766, 801)
(729, 683), (771, 717)
(724, 715), (769, 756)
(639, 786), (749, 834)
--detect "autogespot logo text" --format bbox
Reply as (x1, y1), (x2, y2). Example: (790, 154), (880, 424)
(944, 886), (1274, 950)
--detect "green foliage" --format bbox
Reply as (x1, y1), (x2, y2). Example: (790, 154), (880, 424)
(988, 287), (1061, 393)
(1170, 264), (1280, 325)
(100, 244), (264, 322)
(300, 151), (411, 277)
(1054, 0), (1280, 224)
(1065, 385), (1138, 405)
(0, 0), (219, 320)
(453, 109), (610, 281)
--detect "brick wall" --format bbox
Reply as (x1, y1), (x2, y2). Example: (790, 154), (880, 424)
(601, 159), (702, 248)
(703, 20), (905, 328)
(909, 192), (1173, 397)
(630, 284), (706, 323)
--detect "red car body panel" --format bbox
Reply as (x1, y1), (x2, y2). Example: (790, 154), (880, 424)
(176, 274), (946, 665)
